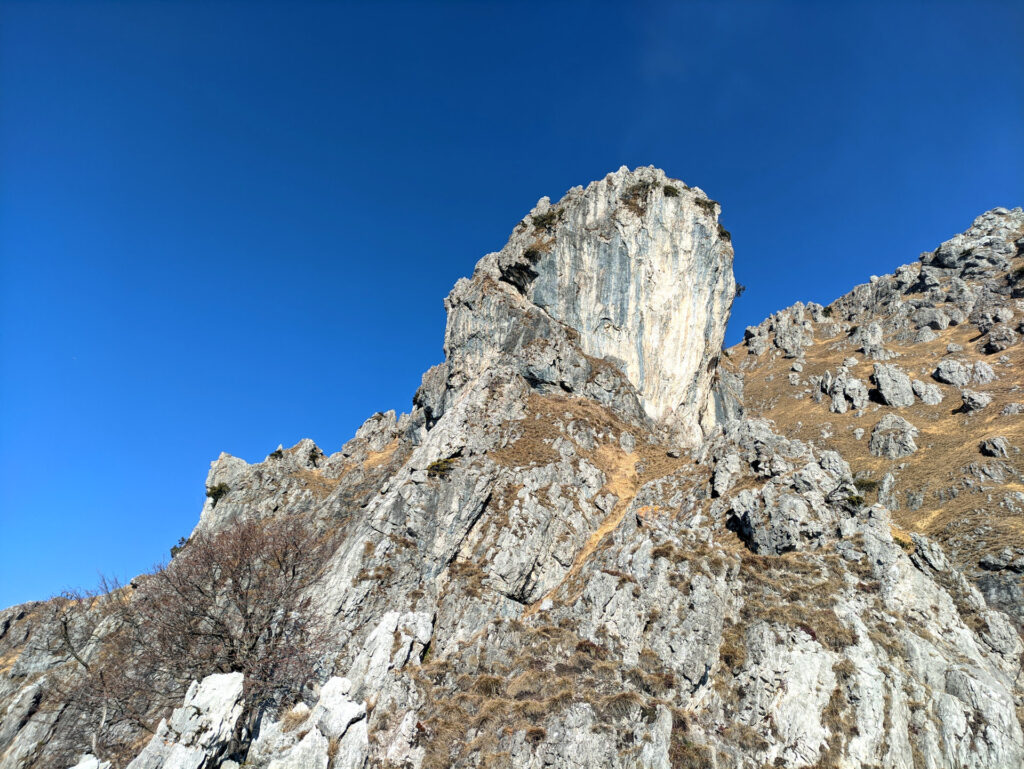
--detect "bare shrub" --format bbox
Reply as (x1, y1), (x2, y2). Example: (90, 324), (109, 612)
(46, 513), (337, 766)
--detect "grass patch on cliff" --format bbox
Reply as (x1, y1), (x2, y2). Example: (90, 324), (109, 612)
(621, 181), (656, 216)
(531, 209), (561, 232)
(735, 551), (857, 652)
(410, 618), (709, 769)
(290, 468), (342, 497)
(694, 197), (718, 215)
(427, 457), (458, 479)
(206, 482), (230, 504)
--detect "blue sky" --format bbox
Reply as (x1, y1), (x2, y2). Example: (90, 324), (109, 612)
(1, 1), (1021, 607)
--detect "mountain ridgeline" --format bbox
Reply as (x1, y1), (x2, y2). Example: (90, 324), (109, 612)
(2, 167), (1023, 769)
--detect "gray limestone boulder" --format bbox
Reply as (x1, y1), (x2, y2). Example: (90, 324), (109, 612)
(712, 452), (743, 496)
(819, 368), (870, 413)
(962, 389), (994, 412)
(744, 324), (769, 355)
(912, 379), (943, 405)
(913, 306), (950, 330)
(934, 358), (971, 386)
(869, 414), (919, 458)
(856, 321), (893, 360)
(973, 360), (997, 383)
(773, 310), (814, 358)
(984, 323), (1018, 353)
(844, 377), (869, 410)
(245, 677), (368, 769)
(980, 437), (1010, 458)
(872, 363), (915, 407)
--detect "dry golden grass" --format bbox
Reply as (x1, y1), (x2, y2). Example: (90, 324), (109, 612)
(729, 312), (1024, 562)
(489, 396), (564, 468)
(279, 704), (309, 732)
(362, 438), (400, 470)
(289, 468), (342, 497)
(0, 649), (20, 676)
(734, 550), (856, 651)
(409, 618), (708, 769)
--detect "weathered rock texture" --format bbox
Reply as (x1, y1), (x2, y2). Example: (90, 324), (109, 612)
(1, 174), (1022, 769)
(444, 165), (735, 446)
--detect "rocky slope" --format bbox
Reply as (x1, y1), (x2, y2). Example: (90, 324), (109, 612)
(731, 206), (1024, 629)
(1, 168), (1023, 769)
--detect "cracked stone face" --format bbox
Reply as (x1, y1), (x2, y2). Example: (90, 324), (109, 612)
(446, 165), (735, 446)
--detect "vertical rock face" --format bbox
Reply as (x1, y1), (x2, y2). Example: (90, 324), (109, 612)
(445, 165), (735, 446)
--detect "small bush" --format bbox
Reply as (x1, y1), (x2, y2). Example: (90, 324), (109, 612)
(269, 447), (284, 460)
(206, 483), (230, 504)
(854, 478), (880, 493)
(169, 536), (189, 559)
(574, 638), (607, 660)
(846, 494), (865, 506)
(531, 209), (560, 231)
(622, 182), (656, 216)
(525, 726), (546, 744)
(816, 622), (858, 651)
(427, 457), (458, 479)
(670, 735), (712, 769)
(735, 283), (746, 298)
(717, 222), (732, 242)
(663, 184), (681, 197)
(600, 690), (645, 721)
(833, 658), (856, 683)
(719, 626), (747, 671)
(1011, 265), (1024, 282)
(694, 197), (718, 214)
(822, 305), (834, 318)
(472, 675), (504, 696)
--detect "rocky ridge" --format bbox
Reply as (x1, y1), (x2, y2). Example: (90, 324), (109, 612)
(1, 169), (1022, 769)
(732, 205), (1024, 628)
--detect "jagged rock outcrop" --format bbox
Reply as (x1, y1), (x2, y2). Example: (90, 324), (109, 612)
(127, 673), (244, 769)
(442, 165), (735, 446)
(815, 366), (870, 414)
(869, 414), (919, 458)
(0, 175), (1022, 769)
(872, 363), (915, 407)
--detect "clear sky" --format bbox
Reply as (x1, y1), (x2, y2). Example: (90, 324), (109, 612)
(1, 1), (1021, 607)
